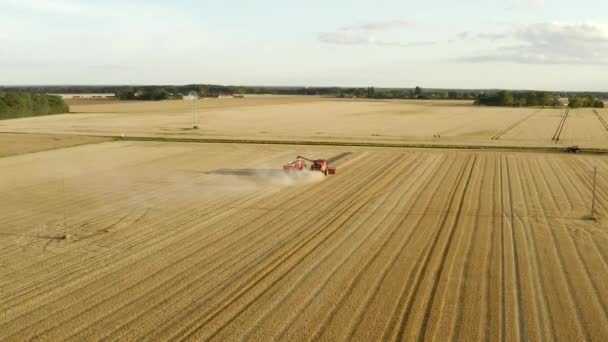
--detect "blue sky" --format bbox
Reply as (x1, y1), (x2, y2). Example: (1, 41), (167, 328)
(1, 0), (608, 90)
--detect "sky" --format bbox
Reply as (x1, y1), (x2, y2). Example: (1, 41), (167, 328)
(1, 0), (608, 91)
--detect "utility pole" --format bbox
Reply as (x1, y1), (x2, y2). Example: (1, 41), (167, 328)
(192, 96), (198, 129)
(591, 166), (598, 219)
(190, 91), (198, 129)
(63, 178), (67, 228)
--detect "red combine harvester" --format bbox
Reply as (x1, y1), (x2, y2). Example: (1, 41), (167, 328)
(566, 145), (581, 153)
(283, 155), (337, 175)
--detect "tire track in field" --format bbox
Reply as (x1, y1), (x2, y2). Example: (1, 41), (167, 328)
(0, 190), (257, 307)
(0, 165), (200, 258)
(375, 154), (466, 341)
(518, 156), (581, 340)
(93, 155), (389, 339)
(568, 158), (608, 220)
(451, 155), (490, 341)
(486, 157), (502, 340)
(473, 155), (499, 340)
(511, 157), (555, 341)
(8, 175), (296, 336)
(551, 157), (608, 277)
(296, 154), (448, 341)
(491, 109), (541, 140)
(501, 154), (524, 341)
(423, 154), (485, 341)
(1, 150), (314, 328)
(93, 153), (404, 341)
(0, 144), (287, 234)
(380, 154), (473, 341)
(163, 154), (411, 340)
(97, 153), (389, 340)
(0, 192), (269, 336)
(415, 155), (477, 340)
(219, 154), (434, 341)
(337, 156), (452, 340)
(593, 109), (608, 133)
(0, 144), (226, 232)
(552, 108), (569, 142)
(520, 157), (589, 341)
(552, 156), (608, 312)
(270, 154), (452, 339)
(0, 148), (320, 298)
(5, 155), (380, 340)
(531, 157), (608, 338)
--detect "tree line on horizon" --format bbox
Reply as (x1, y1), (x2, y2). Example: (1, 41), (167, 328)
(0, 92), (69, 120)
(113, 85), (606, 108)
(475, 90), (604, 108)
(568, 95), (605, 108)
(0, 85), (605, 108)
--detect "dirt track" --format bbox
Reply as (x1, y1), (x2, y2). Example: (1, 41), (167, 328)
(1, 141), (607, 340)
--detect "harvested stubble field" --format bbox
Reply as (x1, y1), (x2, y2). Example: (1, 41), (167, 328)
(2, 96), (608, 149)
(0, 133), (110, 158)
(1, 141), (607, 340)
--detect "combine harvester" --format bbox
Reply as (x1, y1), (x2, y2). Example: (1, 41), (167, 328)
(566, 145), (581, 153)
(283, 155), (337, 176)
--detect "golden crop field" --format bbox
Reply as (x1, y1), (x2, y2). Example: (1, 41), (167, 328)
(1, 97), (608, 340)
(1, 96), (607, 149)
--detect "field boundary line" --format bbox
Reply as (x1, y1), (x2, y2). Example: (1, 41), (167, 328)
(111, 135), (608, 154)
(4, 130), (608, 154)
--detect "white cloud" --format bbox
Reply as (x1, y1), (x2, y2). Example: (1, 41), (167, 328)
(506, 0), (545, 10)
(341, 19), (414, 32)
(455, 31), (509, 41)
(476, 32), (509, 41)
(319, 31), (375, 45)
(318, 18), (430, 47)
(4, 0), (85, 14)
(461, 21), (608, 65)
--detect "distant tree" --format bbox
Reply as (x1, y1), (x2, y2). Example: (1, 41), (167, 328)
(526, 93), (539, 106)
(462, 93), (475, 100)
(46, 95), (69, 114)
(568, 95), (605, 108)
(116, 87), (137, 100)
(139, 87), (170, 101)
(415, 86), (423, 97)
(367, 87), (376, 98)
(447, 91), (459, 99)
(517, 97), (527, 107)
(0, 96), (9, 115)
(497, 91), (515, 106)
(0, 92), (68, 120)
(476, 90), (557, 107)
(32, 95), (50, 114)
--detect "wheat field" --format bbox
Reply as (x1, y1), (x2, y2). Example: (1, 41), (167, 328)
(1, 140), (607, 340)
(1, 97), (607, 149)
